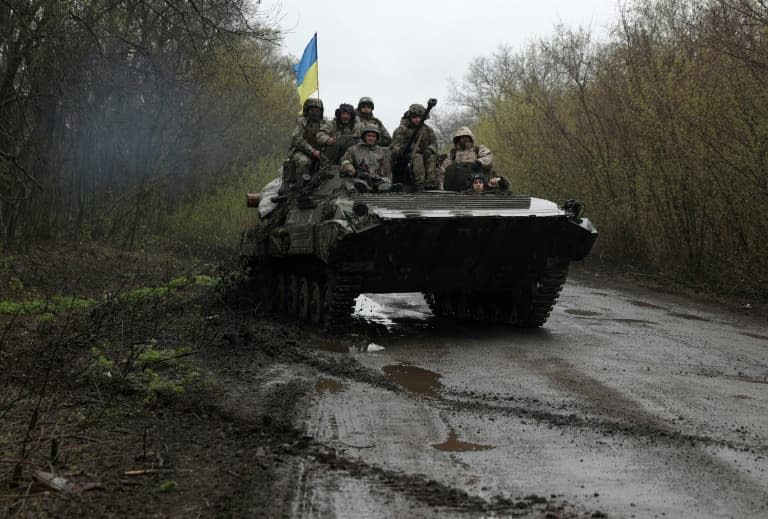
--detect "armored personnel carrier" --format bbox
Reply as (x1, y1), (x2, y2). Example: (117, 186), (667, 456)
(242, 166), (597, 329)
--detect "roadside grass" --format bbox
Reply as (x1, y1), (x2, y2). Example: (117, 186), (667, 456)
(0, 274), (219, 315)
(161, 156), (279, 250)
(90, 339), (203, 404)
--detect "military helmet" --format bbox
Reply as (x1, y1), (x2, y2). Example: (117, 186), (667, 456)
(407, 103), (427, 117)
(470, 172), (487, 185)
(302, 98), (324, 116)
(357, 96), (374, 110)
(335, 103), (356, 122)
(452, 126), (475, 143)
(360, 124), (380, 138)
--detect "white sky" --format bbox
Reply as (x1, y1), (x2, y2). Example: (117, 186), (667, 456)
(260, 0), (621, 131)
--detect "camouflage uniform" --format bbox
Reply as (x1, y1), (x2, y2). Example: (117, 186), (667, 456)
(355, 97), (391, 147)
(317, 104), (362, 164)
(439, 126), (494, 173)
(286, 98), (326, 183)
(340, 125), (393, 191)
(390, 104), (438, 187)
(317, 104), (361, 144)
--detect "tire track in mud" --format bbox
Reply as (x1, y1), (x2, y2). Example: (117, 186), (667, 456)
(214, 321), (610, 517)
(440, 386), (768, 456)
(205, 342), (597, 517)
(293, 445), (594, 517)
(272, 323), (768, 456)
(222, 315), (768, 515)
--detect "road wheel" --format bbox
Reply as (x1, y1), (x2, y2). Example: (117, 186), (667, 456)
(439, 292), (455, 318)
(454, 292), (471, 321)
(309, 281), (323, 324)
(287, 275), (299, 315)
(297, 277), (311, 320)
(257, 269), (275, 313)
(322, 283), (334, 329)
(276, 273), (288, 314)
(470, 294), (488, 322)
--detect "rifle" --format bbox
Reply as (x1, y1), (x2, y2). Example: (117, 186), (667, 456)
(393, 98), (437, 184)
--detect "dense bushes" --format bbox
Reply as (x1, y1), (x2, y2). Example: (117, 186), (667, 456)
(0, 1), (296, 248)
(456, 0), (768, 293)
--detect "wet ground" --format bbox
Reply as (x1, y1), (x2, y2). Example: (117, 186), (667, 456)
(296, 275), (768, 518)
(3, 244), (767, 517)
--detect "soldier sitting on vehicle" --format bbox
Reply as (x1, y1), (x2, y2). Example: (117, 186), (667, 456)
(284, 98), (326, 188)
(316, 103), (361, 164)
(441, 126), (510, 191)
(465, 172), (510, 193)
(469, 172), (487, 193)
(340, 125), (396, 192)
(439, 126), (493, 186)
(356, 97), (391, 147)
(390, 103), (439, 189)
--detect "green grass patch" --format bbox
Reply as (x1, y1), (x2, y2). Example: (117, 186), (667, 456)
(0, 296), (95, 315)
(0, 274), (218, 314)
(92, 339), (202, 404)
(159, 480), (177, 492)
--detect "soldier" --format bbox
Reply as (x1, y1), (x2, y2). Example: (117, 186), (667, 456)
(285, 98), (326, 185)
(469, 172), (487, 192)
(440, 126), (509, 191)
(340, 124), (394, 192)
(316, 103), (361, 164)
(439, 126), (494, 177)
(390, 103), (439, 189)
(356, 97), (391, 147)
(468, 172), (509, 192)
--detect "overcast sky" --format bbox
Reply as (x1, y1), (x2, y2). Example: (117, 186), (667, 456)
(260, 0), (621, 131)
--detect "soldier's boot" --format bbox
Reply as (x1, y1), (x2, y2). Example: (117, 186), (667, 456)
(412, 156), (426, 190)
(423, 152), (439, 189)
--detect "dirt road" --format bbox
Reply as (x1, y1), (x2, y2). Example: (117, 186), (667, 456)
(293, 275), (768, 518)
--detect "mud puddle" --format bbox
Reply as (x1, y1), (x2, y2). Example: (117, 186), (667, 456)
(382, 364), (443, 399)
(627, 299), (667, 310)
(609, 318), (656, 325)
(565, 309), (601, 317)
(667, 311), (710, 322)
(315, 377), (347, 395)
(431, 430), (494, 452)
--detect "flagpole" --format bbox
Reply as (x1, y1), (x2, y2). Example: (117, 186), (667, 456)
(315, 32), (319, 101)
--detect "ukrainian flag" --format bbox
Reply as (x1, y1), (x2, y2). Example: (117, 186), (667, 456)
(293, 33), (319, 108)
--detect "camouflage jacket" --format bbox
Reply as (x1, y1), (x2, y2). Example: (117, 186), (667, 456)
(289, 116), (326, 156)
(390, 118), (438, 158)
(316, 119), (362, 146)
(439, 144), (494, 173)
(355, 111), (391, 145)
(340, 143), (393, 180)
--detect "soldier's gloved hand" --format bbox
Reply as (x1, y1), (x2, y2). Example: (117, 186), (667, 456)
(472, 160), (483, 172)
(311, 150), (321, 159)
(340, 162), (354, 176)
(327, 137), (337, 145)
(422, 149), (432, 161)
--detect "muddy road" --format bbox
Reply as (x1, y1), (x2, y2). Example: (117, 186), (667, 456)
(290, 275), (768, 518)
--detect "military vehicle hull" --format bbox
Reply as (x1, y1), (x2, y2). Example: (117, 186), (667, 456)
(243, 184), (597, 329)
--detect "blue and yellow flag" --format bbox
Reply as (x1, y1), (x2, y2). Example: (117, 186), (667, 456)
(293, 33), (319, 108)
